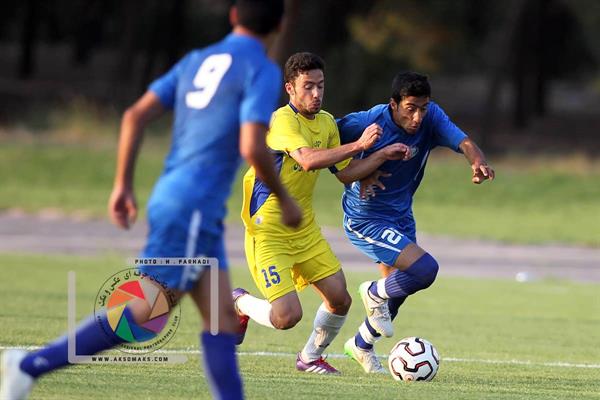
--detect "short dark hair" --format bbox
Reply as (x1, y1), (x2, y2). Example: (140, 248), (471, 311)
(235, 0), (284, 35)
(391, 72), (431, 102)
(284, 52), (325, 83)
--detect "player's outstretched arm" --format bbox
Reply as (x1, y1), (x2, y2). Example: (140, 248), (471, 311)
(109, 91), (165, 229)
(334, 143), (410, 184)
(290, 123), (383, 171)
(458, 138), (495, 184)
(240, 122), (302, 228)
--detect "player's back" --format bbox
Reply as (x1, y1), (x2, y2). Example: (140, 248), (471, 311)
(160, 34), (279, 174)
(148, 33), (281, 234)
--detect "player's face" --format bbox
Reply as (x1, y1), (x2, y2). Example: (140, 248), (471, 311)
(390, 96), (430, 134)
(286, 69), (324, 118)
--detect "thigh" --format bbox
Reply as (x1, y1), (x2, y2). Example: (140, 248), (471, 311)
(270, 291), (303, 322)
(245, 232), (297, 303)
(292, 236), (341, 291)
(344, 217), (416, 268)
(311, 270), (349, 306)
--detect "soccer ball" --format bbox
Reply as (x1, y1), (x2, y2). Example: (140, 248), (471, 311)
(388, 337), (440, 381)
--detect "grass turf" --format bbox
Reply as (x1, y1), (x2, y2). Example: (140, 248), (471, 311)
(1, 253), (599, 399)
(1, 139), (600, 246)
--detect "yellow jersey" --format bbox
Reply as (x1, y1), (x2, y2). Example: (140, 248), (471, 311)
(241, 104), (351, 238)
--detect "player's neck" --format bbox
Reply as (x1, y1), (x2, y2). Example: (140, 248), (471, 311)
(232, 26), (267, 46)
(289, 101), (316, 120)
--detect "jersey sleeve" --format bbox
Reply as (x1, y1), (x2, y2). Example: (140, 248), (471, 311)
(240, 62), (282, 126)
(327, 119), (352, 174)
(267, 110), (311, 153)
(430, 103), (467, 152)
(148, 52), (192, 109)
(336, 111), (369, 145)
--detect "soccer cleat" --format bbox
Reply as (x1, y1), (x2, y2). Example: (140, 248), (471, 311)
(358, 281), (393, 337)
(232, 288), (250, 345)
(0, 350), (34, 400)
(295, 353), (340, 375)
(343, 337), (386, 374)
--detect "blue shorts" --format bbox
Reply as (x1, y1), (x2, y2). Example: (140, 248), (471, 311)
(343, 216), (416, 267)
(139, 197), (228, 292)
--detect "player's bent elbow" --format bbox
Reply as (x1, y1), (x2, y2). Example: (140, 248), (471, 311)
(122, 107), (145, 128)
(334, 171), (355, 185)
(298, 160), (317, 172)
(240, 146), (266, 167)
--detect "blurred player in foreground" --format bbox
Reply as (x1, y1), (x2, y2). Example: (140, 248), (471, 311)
(339, 72), (495, 373)
(232, 52), (410, 374)
(0, 1), (300, 399)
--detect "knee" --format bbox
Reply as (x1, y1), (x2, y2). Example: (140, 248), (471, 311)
(326, 291), (352, 315)
(271, 309), (302, 330)
(414, 253), (439, 289)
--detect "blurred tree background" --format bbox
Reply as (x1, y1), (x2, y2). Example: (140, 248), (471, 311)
(0, 0), (598, 154)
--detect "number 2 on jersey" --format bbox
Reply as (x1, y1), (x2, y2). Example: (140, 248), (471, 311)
(185, 53), (232, 109)
(381, 228), (403, 244)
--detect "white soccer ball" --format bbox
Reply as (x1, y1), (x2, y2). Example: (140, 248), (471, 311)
(388, 337), (440, 381)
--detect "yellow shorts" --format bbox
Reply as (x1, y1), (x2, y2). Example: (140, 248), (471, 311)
(244, 228), (341, 302)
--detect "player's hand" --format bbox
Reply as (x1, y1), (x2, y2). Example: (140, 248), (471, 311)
(279, 195), (302, 228)
(108, 185), (138, 229)
(357, 123), (382, 151)
(382, 143), (411, 160)
(359, 170), (392, 200)
(471, 162), (495, 184)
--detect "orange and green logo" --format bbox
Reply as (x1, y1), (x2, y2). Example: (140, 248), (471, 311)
(95, 269), (180, 353)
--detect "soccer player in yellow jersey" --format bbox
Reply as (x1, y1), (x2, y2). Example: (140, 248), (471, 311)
(232, 52), (410, 374)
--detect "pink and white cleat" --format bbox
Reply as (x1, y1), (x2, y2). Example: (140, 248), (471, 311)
(295, 353), (340, 375)
(232, 288), (250, 345)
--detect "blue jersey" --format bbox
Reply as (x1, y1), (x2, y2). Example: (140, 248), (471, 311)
(147, 33), (281, 235)
(337, 102), (467, 223)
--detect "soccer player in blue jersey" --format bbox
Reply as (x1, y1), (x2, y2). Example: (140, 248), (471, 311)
(339, 72), (495, 373)
(0, 1), (301, 399)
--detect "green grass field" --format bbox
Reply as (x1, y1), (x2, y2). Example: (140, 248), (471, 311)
(1, 254), (599, 399)
(1, 138), (599, 246)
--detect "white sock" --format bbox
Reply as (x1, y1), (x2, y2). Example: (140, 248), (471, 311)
(236, 293), (275, 329)
(358, 322), (381, 346)
(301, 303), (347, 362)
(376, 278), (389, 299)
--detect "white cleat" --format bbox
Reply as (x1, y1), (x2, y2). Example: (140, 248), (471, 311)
(343, 337), (386, 374)
(358, 281), (393, 337)
(1, 350), (34, 400)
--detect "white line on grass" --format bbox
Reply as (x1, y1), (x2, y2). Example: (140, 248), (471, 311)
(1, 345), (599, 369)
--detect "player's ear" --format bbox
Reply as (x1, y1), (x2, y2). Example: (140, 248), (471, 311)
(285, 81), (295, 96)
(389, 98), (397, 110)
(229, 6), (238, 27)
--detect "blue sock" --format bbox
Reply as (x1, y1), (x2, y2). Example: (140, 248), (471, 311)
(201, 332), (243, 400)
(388, 296), (406, 320)
(384, 253), (439, 298)
(355, 332), (372, 350)
(368, 281), (381, 299)
(354, 318), (381, 350)
(20, 313), (124, 378)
